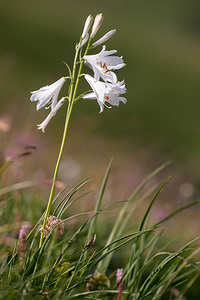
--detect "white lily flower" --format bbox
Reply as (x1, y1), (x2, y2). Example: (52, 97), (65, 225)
(83, 74), (127, 113)
(92, 29), (116, 48)
(84, 45), (125, 83)
(37, 97), (66, 133)
(91, 13), (104, 38)
(81, 14), (93, 39)
(30, 77), (66, 110)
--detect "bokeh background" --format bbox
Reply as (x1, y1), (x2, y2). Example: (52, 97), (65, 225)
(0, 0), (200, 235)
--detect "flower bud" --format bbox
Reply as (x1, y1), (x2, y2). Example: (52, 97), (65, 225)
(19, 225), (27, 261)
(80, 33), (89, 48)
(92, 29), (116, 48)
(19, 225), (27, 240)
(116, 268), (123, 285)
(37, 97), (66, 133)
(91, 13), (104, 38)
(81, 14), (93, 39)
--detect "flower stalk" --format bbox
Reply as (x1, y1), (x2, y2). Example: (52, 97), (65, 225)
(39, 36), (92, 247)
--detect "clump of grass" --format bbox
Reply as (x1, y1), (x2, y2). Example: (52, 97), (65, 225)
(0, 161), (199, 299)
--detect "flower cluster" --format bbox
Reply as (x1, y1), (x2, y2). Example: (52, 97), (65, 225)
(30, 13), (127, 132)
(40, 215), (64, 238)
(83, 14), (127, 113)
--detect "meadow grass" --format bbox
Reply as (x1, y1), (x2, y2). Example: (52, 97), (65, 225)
(0, 161), (200, 299)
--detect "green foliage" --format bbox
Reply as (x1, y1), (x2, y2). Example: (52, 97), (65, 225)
(0, 162), (200, 299)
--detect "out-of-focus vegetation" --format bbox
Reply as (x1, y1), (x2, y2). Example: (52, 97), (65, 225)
(0, 0), (200, 180)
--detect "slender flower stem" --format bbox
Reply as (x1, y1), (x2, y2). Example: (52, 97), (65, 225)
(39, 101), (73, 246)
(39, 38), (92, 247)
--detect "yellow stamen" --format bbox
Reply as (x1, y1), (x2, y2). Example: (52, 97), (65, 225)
(104, 68), (114, 74)
(100, 61), (108, 70)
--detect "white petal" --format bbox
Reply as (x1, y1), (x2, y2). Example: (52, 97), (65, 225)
(30, 77), (65, 111)
(119, 96), (127, 104)
(99, 45), (117, 56)
(83, 92), (96, 99)
(101, 56), (125, 69)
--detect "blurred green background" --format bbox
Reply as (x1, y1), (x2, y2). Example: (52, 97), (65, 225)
(0, 0), (200, 191)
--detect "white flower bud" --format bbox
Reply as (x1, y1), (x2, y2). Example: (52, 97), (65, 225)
(92, 29), (116, 48)
(37, 97), (66, 133)
(91, 13), (104, 38)
(81, 14), (93, 39)
(80, 33), (89, 48)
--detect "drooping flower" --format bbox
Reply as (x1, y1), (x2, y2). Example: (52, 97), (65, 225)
(92, 29), (116, 48)
(84, 45), (125, 83)
(83, 74), (127, 113)
(37, 97), (66, 133)
(30, 77), (66, 110)
(91, 13), (104, 38)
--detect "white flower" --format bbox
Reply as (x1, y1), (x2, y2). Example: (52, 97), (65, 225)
(81, 14), (93, 39)
(30, 77), (66, 110)
(91, 13), (104, 38)
(37, 97), (66, 133)
(83, 74), (127, 113)
(92, 29), (116, 48)
(84, 45), (125, 83)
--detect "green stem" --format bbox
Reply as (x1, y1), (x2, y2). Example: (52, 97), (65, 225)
(39, 38), (92, 247)
(39, 101), (73, 247)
